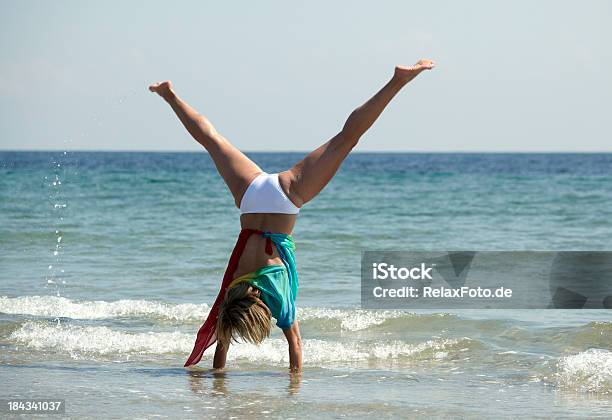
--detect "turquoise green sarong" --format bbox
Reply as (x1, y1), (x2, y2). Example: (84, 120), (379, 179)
(228, 232), (298, 329)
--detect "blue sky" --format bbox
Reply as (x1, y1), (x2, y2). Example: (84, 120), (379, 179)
(1, 0), (610, 152)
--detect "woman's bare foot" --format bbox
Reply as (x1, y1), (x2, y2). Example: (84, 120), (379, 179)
(148, 80), (175, 101)
(394, 59), (436, 84)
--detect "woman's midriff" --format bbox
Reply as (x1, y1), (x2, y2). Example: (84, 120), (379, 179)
(233, 213), (297, 279)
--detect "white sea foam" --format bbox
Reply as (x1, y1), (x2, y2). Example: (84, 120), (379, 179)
(8, 321), (463, 365)
(0, 295), (209, 321)
(9, 321), (190, 356)
(297, 307), (450, 331)
(297, 307), (405, 331)
(555, 348), (612, 394)
(0, 296), (445, 331)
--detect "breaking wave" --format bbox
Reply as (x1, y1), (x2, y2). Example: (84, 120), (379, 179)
(8, 320), (471, 366)
(0, 295), (209, 322)
(0, 295), (453, 331)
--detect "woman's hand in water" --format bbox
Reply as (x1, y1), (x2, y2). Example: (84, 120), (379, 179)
(393, 59), (436, 84)
(148, 80), (175, 101)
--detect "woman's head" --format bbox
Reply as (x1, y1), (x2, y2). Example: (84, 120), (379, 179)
(216, 282), (272, 347)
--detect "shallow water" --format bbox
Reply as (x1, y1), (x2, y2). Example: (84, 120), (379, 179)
(1, 152), (611, 418)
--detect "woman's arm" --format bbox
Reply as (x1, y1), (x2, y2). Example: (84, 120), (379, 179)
(283, 321), (303, 371)
(213, 342), (228, 369)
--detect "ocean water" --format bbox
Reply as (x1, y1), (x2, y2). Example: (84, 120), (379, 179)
(0, 151), (611, 418)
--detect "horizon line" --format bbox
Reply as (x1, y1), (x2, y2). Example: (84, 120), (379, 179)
(2, 149), (612, 154)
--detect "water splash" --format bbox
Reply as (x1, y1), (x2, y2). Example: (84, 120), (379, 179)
(44, 149), (70, 297)
(555, 348), (612, 394)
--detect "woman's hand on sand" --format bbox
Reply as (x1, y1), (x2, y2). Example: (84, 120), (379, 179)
(394, 59), (436, 84)
(148, 81), (174, 101)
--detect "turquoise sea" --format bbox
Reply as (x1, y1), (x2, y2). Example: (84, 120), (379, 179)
(1, 151), (611, 418)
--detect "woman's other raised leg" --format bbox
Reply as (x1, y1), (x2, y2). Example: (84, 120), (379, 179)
(281, 60), (435, 207)
(149, 81), (262, 207)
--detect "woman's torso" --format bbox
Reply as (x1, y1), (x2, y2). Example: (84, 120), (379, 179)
(233, 213), (297, 279)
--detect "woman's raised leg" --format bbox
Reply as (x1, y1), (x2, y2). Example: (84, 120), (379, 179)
(149, 81), (262, 207)
(281, 60), (435, 207)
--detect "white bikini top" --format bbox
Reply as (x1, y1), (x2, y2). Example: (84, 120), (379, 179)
(239, 172), (300, 215)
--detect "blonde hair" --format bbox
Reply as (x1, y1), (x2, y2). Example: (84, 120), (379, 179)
(216, 282), (272, 347)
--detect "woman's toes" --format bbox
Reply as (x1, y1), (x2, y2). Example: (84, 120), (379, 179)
(417, 59), (435, 70)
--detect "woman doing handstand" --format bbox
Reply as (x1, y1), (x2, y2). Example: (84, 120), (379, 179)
(149, 59), (435, 371)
